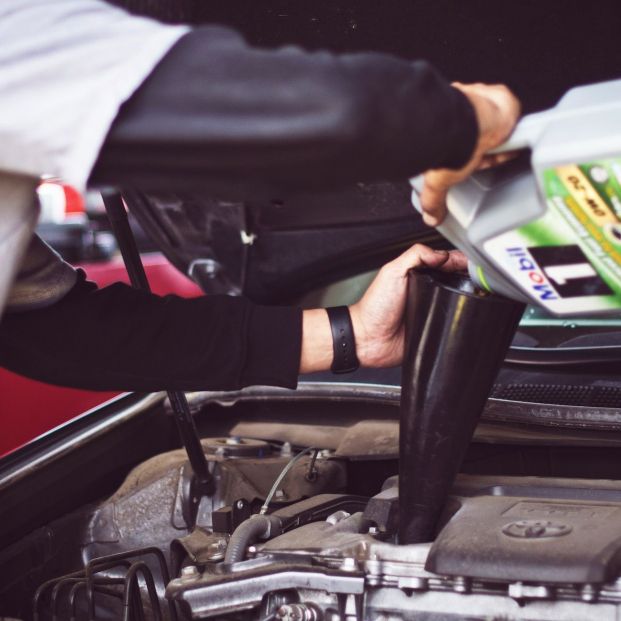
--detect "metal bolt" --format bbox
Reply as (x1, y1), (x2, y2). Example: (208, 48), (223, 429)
(226, 436), (242, 445)
(339, 557), (358, 572)
(581, 583), (599, 603)
(274, 489), (286, 500)
(398, 576), (429, 592)
(508, 581), (552, 601)
(247, 545), (257, 556)
(453, 576), (471, 594)
(206, 538), (227, 561)
(368, 526), (379, 535)
(236, 500), (245, 510)
(181, 565), (199, 577)
(326, 510), (351, 526)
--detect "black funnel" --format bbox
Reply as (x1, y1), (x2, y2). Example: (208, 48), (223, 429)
(398, 269), (524, 544)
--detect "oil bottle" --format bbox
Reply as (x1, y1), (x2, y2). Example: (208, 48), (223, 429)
(411, 79), (621, 316)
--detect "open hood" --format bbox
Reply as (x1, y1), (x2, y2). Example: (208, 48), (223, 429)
(121, 180), (621, 425)
(123, 183), (433, 303)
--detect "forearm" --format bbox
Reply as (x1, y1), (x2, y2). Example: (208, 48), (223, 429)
(299, 309), (332, 374)
(0, 275), (303, 392)
(90, 26), (478, 194)
(0, 246), (465, 390)
(0, 278), (367, 389)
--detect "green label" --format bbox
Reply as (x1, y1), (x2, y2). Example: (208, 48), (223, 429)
(484, 158), (621, 315)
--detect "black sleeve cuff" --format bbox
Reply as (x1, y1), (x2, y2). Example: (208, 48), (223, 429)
(349, 58), (479, 176)
(240, 304), (303, 389)
(436, 85), (479, 170)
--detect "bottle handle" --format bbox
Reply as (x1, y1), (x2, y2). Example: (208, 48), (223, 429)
(489, 110), (550, 154)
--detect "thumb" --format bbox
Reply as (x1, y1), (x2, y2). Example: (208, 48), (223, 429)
(391, 244), (449, 274)
(420, 171), (452, 226)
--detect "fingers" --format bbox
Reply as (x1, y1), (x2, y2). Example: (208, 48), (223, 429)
(419, 147), (517, 225)
(390, 244), (449, 273)
(420, 170), (454, 226)
(438, 249), (468, 272)
(385, 245), (460, 279)
(389, 245), (467, 275)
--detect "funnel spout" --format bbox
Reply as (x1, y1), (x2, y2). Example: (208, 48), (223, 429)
(398, 269), (524, 544)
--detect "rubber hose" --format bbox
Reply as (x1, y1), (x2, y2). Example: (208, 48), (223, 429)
(224, 515), (281, 564)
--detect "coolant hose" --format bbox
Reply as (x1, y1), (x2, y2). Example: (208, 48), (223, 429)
(224, 514), (283, 564)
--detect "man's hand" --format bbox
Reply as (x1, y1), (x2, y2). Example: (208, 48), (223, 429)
(350, 244), (466, 368)
(420, 82), (521, 226)
(299, 244), (467, 373)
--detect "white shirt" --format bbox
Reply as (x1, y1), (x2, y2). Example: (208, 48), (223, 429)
(0, 0), (189, 192)
(0, 0), (189, 317)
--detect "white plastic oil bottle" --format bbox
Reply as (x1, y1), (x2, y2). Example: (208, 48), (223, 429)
(411, 79), (621, 316)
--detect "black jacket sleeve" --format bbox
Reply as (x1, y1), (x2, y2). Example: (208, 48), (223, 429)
(3, 28), (478, 391)
(0, 272), (302, 392)
(90, 26), (478, 195)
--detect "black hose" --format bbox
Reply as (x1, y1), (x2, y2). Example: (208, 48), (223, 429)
(224, 515), (282, 564)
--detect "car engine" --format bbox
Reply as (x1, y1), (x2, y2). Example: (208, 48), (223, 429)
(19, 416), (621, 621)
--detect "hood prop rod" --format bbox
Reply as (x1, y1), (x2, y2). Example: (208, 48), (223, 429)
(102, 191), (215, 502)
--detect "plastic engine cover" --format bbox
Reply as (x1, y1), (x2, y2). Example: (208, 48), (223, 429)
(428, 480), (621, 584)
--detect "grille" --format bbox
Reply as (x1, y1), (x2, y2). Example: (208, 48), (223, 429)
(490, 384), (621, 408)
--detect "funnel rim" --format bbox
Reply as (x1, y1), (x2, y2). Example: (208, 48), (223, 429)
(408, 268), (514, 305)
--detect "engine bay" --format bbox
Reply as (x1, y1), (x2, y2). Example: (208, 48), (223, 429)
(3, 386), (621, 621)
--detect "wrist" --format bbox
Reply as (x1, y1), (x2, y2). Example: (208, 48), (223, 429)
(326, 306), (359, 373)
(348, 303), (374, 367)
(300, 306), (370, 374)
(299, 308), (332, 374)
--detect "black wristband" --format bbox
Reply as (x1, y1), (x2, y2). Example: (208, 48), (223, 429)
(326, 306), (360, 374)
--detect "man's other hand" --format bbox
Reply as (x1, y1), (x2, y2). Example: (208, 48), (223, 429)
(420, 82), (521, 226)
(350, 244), (466, 369)
(300, 244), (467, 373)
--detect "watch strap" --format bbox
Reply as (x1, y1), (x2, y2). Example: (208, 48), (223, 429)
(326, 306), (359, 374)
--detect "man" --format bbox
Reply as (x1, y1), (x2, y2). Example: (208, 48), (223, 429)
(0, 0), (519, 391)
